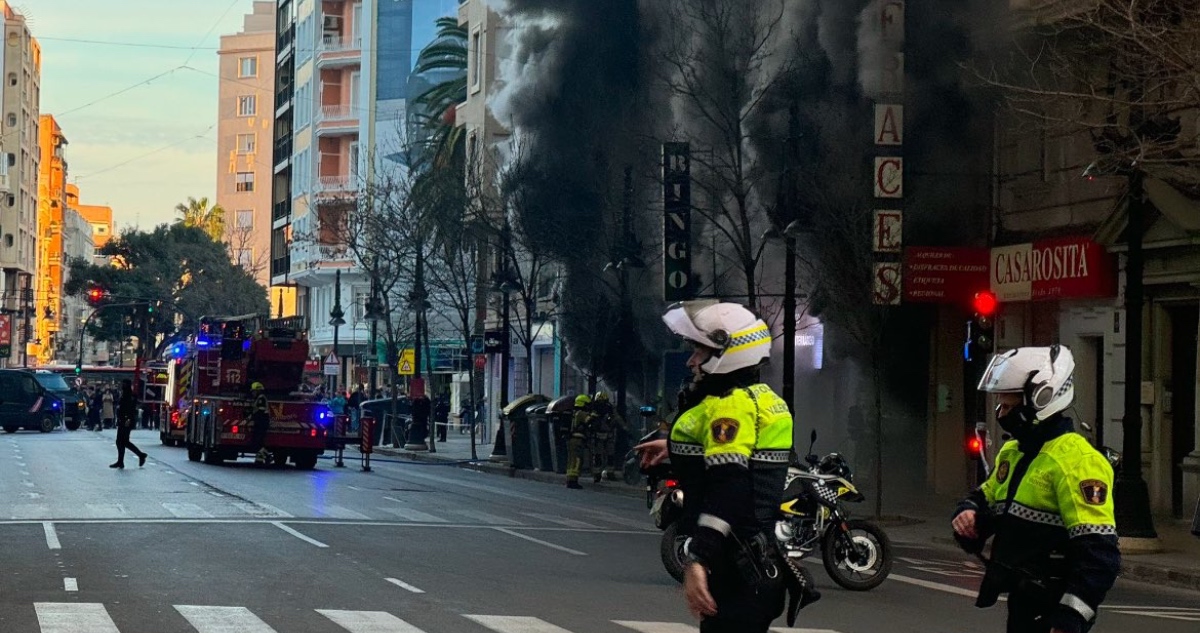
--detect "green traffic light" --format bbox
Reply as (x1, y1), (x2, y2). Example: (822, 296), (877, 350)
(74, 366), (81, 375)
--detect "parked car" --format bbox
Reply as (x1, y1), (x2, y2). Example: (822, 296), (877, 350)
(33, 370), (85, 430)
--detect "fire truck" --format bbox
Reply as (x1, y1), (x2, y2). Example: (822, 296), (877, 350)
(182, 314), (331, 469)
(157, 358), (189, 446)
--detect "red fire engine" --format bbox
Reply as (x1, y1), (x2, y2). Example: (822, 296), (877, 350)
(183, 314), (330, 469)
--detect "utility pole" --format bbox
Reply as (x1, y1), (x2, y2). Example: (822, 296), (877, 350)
(1114, 169), (1158, 540)
(615, 166), (634, 423)
(489, 222), (514, 461)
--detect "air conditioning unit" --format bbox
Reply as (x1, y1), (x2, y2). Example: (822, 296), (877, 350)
(323, 16), (342, 31)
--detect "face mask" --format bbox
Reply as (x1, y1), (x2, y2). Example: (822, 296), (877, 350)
(996, 404), (1037, 440)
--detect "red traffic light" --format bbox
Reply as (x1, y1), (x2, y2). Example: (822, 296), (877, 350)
(87, 288), (104, 302)
(966, 436), (983, 459)
(972, 291), (998, 318)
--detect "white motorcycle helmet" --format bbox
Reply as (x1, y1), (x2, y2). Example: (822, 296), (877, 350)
(662, 300), (771, 375)
(977, 344), (1075, 421)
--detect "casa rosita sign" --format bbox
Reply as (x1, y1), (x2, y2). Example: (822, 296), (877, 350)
(902, 236), (1116, 305)
(991, 236), (1116, 302)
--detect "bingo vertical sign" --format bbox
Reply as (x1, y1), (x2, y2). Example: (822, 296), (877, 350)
(663, 143), (693, 302)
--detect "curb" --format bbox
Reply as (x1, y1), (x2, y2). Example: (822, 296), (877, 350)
(928, 537), (1200, 593)
(372, 447), (646, 500)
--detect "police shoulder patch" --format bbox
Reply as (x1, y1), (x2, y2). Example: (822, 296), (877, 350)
(996, 461), (1010, 484)
(710, 418), (740, 444)
(1079, 479), (1108, 506)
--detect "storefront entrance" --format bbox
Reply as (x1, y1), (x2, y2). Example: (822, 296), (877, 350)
(1169, 305), (1198, 518)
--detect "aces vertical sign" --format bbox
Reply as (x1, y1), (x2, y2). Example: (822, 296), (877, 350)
(870, 0), (905, 306)
(663, 143), (692, 302)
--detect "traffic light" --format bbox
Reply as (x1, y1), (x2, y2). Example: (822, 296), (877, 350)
(965, 290), (999, 361)
(74, 364), (82, 375)
(966, 435), (984, 460)
(86, 286), (106, 306)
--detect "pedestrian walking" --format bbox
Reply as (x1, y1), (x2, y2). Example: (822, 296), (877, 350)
(636, 300), (817, 631)
(952, 345), (1120, 633)
(87, 386), (102, 431)
(101, 388), (115, 429)
(459, 397), (474, 435)
(110, 380), (147, 469)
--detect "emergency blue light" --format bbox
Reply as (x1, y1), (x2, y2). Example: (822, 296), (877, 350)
(197, 339), (210, 347)
(242, 340), (251, 351)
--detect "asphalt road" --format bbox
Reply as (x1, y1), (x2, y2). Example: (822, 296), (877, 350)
(2, 429), (1196, 632)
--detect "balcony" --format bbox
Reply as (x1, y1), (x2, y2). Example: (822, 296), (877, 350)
(271, 255), (291, 279)
(314, 175), (355, 197)
(315, 104), (360, 136)
(275, 86), (293, 114)
(316, 35), (362, 68)
(273, 135), (293, 167)
(276, 24), (295, 58)
(273, 199), (292, 222)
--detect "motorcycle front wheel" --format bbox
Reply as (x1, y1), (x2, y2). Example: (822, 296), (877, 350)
(821, 518), (893, 591)
(660, 521), (688, 584)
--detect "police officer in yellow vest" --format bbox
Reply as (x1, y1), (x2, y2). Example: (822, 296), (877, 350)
(565, 394), (592, 489)
(250, 382), (271, 464)
(952, 345), (1120, 633)
(636, 300), (817, 632)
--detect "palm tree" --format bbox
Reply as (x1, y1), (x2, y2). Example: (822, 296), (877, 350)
(412, 16), (468, 170)
(174, 196), (226, 242)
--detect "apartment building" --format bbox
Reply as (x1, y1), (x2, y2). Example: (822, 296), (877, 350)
(1, 2), (39, 366)
(71, 196), (114, 266)
(34, 115), (66, 365)
(59, 184), (96, 365)
(273, 0), (459, 384)
(217, 2), (284, 301)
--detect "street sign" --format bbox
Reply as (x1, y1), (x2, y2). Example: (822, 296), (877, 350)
(469, 335), (485, 354)
(323, 353), (340, 376)
(397, 348), (415, 375)
(484, 329), (508, 354)
(474, 354), (487, 370)
(0, 314), (10, 357)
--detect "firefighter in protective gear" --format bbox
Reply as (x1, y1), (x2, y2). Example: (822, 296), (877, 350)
(565, 394), (592, 489)
(589, 391), (626, 483)
(636, 300), (815, 632)
(952, 345), (1120, 633)
(249, 382), (271, 464)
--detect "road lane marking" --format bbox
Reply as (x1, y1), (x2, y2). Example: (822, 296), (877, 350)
(43, 521), (61, 549)
(523, 513), (600, 529)
(272, 521), (329, 548)
(448, 508), (522, 526)
(63, 578), (78, 592)
(347, 485), (364, 491)
(380, 499), (448, 523)
(35, 603), (120, 633)
(318, 609), (428, 632)
(162, 503), (214, 518)
(464, 615), (573, 633)
(234, 501), (292, 518)
(769, 629), (844, 633)
(573, 508), (656, 530)
(889, 573), (981, 598)
(493, 528), (586, 556)
(321, 505), (371, 520)
(86, 503), (127, 518)
(614, 622), (697, 632)
(175, 605), (278, 633)
(385, 577), (426, 594)
(1105, 607), (1200, 622)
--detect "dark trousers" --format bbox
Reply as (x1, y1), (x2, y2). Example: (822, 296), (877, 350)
(700, 553), (786, 633)
(115, 426), (145, 465)
(1007, 590), (1093, 633)
(252, 414), (270, 452)
(436, 418), (448, 441)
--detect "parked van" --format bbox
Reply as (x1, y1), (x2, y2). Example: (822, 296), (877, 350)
(0, 369), (65, 433)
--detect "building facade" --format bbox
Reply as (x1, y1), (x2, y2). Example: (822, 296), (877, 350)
(0, 2), (39, 366)
(34, 114), (66, 365)
(59, 184), (95, 365)
(217, 1), (285, 305)
(71, 196), (114, 266)
(273, 0), (462, 388)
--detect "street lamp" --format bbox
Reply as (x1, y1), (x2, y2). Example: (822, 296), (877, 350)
(329, 269), (347, 395)
(363, 282), (385, 397)
(762, 219), (810, 415)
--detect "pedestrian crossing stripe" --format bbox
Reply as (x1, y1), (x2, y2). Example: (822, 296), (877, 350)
(27, 604), (853, 632)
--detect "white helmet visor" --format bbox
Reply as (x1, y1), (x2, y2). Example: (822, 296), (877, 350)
(662, 300), (722, 349)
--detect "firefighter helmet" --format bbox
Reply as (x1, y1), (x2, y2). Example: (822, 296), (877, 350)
(251, 382), (265, 392)
(574, 394), (591, 408)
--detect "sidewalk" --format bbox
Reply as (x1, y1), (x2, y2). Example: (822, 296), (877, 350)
(371, 437), (1200, 592)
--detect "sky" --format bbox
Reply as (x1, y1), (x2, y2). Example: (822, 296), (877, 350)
(25, 0), (462, 233)
(24, 0), (253, 231)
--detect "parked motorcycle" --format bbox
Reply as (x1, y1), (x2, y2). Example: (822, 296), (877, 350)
(624, 408), (692, 583)
(775, 430), (893, 591)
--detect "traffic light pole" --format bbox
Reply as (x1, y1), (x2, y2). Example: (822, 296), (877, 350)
(76, 302), (149, 374)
